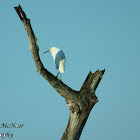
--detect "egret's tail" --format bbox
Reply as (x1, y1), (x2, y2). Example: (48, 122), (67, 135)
(59, 59), (65, 73)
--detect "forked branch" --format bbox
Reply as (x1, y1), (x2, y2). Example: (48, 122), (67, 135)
(14, 5), (105, 140)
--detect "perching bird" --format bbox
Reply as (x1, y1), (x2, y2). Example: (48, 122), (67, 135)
(43, 47), (66, 80)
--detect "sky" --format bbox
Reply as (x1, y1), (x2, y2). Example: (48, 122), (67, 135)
(0, 0), (140, 140)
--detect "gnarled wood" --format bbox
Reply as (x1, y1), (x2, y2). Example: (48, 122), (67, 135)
(14, 5), (105, 140)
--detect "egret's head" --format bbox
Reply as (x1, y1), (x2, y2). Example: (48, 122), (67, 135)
(43, 47), (60, 54)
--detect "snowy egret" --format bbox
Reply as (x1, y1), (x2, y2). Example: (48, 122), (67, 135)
(43, 47), (66, 80)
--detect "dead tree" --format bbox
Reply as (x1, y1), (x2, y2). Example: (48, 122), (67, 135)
(14, 5), (105, 140)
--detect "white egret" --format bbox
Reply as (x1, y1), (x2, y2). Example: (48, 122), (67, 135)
(43, 47), (66, 80)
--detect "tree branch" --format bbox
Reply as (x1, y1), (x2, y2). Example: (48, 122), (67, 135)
(14, 5), (105, 140)
(14, 5), (78, 100)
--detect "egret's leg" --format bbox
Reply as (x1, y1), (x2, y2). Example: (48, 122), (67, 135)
(60, 73), (61, 81)
(56, 72), (60, 77)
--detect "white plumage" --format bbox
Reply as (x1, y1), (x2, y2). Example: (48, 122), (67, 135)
(43, 47), (66, 79)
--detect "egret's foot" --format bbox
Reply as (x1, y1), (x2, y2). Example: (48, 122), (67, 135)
(56, 76), (61, 81)
(56, 72), (62, 81)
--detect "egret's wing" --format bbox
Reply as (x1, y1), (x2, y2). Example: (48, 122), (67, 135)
(54, 50), (65, 70)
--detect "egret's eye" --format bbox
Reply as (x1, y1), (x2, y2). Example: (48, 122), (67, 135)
(50, 49), (52, 51)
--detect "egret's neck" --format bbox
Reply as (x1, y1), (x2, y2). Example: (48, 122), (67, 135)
(51, 48), (61, 60)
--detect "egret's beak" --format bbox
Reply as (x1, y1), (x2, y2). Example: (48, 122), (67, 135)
(43, 50), (50, 54)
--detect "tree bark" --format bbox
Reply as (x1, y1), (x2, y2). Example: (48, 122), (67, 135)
(14, 5), (105, 140)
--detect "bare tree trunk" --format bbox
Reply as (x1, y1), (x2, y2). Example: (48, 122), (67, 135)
(14, 5), (105, 140)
